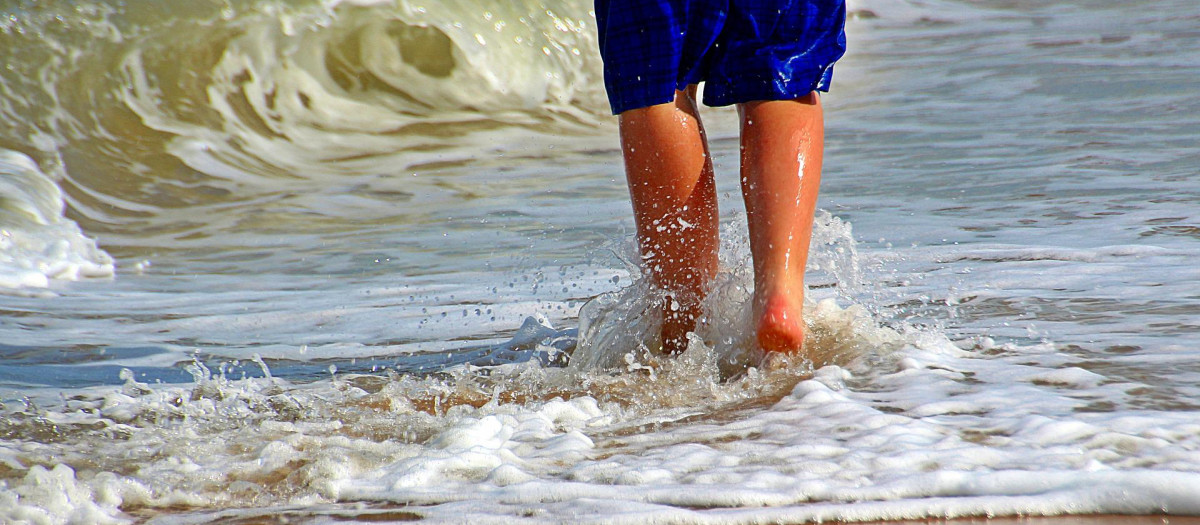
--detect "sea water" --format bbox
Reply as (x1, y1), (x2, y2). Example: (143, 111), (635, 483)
(1, 0), (1199, 522)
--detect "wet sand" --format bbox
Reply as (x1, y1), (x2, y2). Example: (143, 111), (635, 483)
(151, 507), (1198, 524)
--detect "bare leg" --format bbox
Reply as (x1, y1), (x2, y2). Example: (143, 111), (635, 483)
(738, 93), (824, 354)
(618, 86), (719, 354)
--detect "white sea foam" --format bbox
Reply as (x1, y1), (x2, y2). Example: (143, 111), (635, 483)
(5, 268), (1200, 524)
(0, 151), (114, 290)
(329, 338), (1200, 522)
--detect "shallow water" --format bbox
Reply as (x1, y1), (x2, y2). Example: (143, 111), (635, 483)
(2, 0), (1200, 522)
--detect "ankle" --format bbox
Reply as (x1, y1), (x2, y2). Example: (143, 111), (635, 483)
(660, 292), (704, 355)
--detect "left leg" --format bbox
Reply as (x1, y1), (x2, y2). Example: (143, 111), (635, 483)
(618, 85), (720, 354)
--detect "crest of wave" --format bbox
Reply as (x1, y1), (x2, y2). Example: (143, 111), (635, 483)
(0, 150), (114, 290)
(116, 0), (608, 186)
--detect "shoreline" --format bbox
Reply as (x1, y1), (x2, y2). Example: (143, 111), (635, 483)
(138, 505), (1198, 525)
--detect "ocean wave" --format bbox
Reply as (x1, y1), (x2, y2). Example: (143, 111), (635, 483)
(114, 0), (606, 179)
(0, 150), (114, 289)
(1, 0), (606, 234)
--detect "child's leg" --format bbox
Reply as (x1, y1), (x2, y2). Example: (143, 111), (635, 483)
(618, 86), (719, 354)
(738, 92), (824, 354)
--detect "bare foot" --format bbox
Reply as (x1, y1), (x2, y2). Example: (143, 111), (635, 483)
(756, 293), (805, 353)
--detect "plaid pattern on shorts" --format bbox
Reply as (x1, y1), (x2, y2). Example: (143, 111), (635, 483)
(595, 0), (846, 114)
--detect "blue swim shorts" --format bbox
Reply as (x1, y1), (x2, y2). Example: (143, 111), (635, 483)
(595, 0), (847, 114)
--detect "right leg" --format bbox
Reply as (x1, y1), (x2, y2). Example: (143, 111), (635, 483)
(619, 86), (720, 354)
(738, 93), (825, 354)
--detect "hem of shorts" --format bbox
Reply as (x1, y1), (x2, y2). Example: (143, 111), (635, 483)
(702, 83), (829, 108)
(607, 90), (680, 116)
(700, 62), (840, 107)
(702, 67), (834, 108)
(607, 83), (828, 114)
(606, 66), (836, 114)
